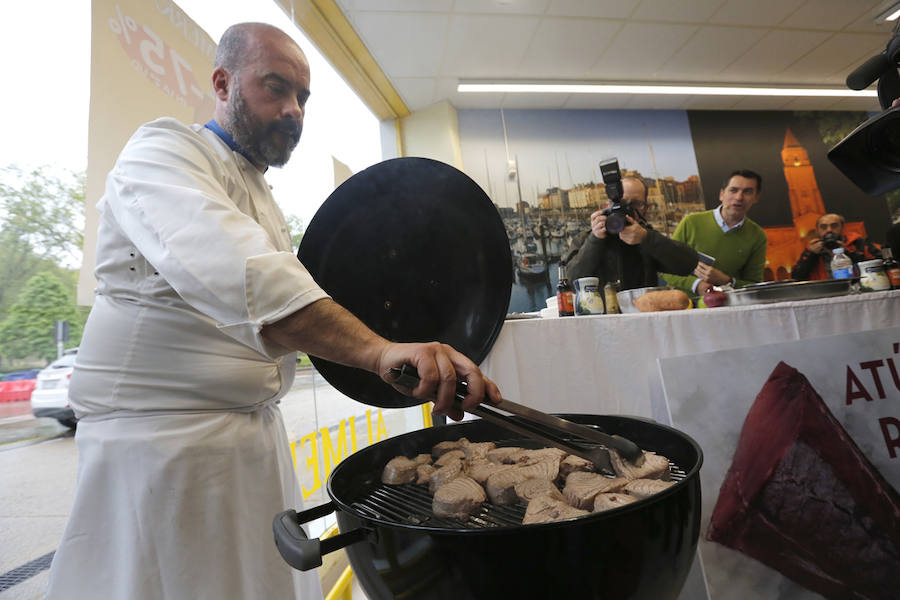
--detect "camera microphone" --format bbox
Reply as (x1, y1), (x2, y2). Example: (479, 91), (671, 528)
(846, 53), (892, 90)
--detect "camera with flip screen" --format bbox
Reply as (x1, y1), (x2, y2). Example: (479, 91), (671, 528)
(599, 157), (637, 235)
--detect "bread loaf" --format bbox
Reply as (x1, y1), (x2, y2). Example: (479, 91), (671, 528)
(634, 289), (690, 312)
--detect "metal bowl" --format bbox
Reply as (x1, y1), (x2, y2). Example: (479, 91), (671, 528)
(616, 285), (672, 314)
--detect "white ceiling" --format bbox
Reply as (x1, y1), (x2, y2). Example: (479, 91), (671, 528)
(333, 0), (900, 112)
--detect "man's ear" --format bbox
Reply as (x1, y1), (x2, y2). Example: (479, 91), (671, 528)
(211, 67), (231, 102)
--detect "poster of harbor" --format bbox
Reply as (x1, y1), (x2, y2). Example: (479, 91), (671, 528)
(458, 109), (704, 314)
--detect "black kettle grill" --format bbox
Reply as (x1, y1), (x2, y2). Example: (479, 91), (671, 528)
(273, 157), (703, 600)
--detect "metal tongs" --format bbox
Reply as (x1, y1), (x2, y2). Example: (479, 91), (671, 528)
(387, 365), (645, 476)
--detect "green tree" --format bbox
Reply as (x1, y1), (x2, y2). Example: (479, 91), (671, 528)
(0, 165), (85, 315)
(284, 213), (305, 248)
(0, 272), (83, 363)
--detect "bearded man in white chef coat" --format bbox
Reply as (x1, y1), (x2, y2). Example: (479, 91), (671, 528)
(46, 22), (500, 600)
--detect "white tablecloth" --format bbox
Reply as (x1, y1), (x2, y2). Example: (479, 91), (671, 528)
(482, 289), (899, 599)
(483, 289), (900, 424)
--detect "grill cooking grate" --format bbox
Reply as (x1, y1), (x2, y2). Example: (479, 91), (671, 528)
(353, 482), (526, 528)
(351, 463), (688, 530)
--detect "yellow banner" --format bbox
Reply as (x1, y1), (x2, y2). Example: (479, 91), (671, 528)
(80, 0), (216, 304)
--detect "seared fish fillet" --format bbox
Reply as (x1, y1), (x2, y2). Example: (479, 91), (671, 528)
(511, 447), (567, 466)
(416, 464), (436, 485)
(486, 459), (560, 505)
(559, 454), (594, 480)
(523, 494), (589, 525)
(432, 439), (467, 458)
(382, 456), (419, 485)
(486, 447), (524, 464)
(623, 478), (674, 499)
(563, 471), (629, 510)
(461, 440), (496, 461)
(593, 493), (638, 512)
(428, 460), (464, 493)
(515, 477), (565, 504)
(433, 475), (487, 520)
(610, 450), (670, 480)
(435, 449), (466, 467)
(465, 459), (514, 485)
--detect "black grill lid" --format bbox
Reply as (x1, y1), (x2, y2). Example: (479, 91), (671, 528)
(297, 157), (512, 408)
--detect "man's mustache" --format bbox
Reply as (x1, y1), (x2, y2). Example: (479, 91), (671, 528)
(268, 118), (301, 144)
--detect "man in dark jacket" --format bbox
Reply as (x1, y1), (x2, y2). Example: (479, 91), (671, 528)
(791, 213), (881, 280)
(567, 177), (698, 290)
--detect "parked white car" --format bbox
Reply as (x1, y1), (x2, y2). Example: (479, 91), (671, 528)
(30, 348), (78, 428)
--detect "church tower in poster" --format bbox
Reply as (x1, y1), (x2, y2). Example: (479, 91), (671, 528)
(781, 128), (825, 239)
(762, 128), (867, 280)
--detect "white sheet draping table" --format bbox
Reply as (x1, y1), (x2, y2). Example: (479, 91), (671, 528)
(482, 289), (900, 425)
(481, 289), (899, 600)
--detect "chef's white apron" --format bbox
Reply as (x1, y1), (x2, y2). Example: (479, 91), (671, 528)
(47, 406), (322, 600)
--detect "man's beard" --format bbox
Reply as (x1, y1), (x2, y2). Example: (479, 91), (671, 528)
(223, 80), (302, 168)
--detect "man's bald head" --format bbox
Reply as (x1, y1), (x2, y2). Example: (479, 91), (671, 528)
(215, 23), (305, 75)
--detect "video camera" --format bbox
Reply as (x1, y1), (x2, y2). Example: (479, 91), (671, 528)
(829, 22), (900, 195)
(599, 157), (637, 235)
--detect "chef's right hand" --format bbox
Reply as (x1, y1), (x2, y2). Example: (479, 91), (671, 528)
(590, 208), (608, 239)
(379, 342), (501, 421)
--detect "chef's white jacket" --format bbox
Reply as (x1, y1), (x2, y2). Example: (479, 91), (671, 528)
(46, 118), (328, 600)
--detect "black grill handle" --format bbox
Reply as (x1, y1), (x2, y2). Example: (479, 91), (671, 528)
(273, 503), (367, 571)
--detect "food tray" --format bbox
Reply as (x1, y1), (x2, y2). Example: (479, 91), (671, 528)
(725, 278), (858, 306)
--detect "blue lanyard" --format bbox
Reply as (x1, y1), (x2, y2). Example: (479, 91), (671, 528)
(204, 120), (256, 165)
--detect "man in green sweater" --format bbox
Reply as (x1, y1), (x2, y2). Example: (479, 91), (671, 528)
(663, 170), (767, 295)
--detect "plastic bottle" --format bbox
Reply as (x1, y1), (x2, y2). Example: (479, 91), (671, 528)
(830, 248), (854, 280)
(883, 248), (900, 289)
(556, 263), (575, 316)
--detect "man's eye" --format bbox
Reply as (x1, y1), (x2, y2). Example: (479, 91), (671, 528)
(268, 84), (285, 95)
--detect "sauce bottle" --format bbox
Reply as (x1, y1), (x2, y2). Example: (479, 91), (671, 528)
(604, 282), (621, 314)
(883, 248), (900, 289)
(557, 262), (575, 317)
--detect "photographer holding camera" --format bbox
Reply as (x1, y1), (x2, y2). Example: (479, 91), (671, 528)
(567, 174), (698, 291)
(791, 213), (882, 280)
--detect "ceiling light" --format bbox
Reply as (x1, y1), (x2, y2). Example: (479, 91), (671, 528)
(457, 81), (877, 98)
(876, 2), (900, 22)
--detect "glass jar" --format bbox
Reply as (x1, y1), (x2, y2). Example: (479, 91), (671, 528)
(574, 277), (605, 315)
(858, 259), (890, 291)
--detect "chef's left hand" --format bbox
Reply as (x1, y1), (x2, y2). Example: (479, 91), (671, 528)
(618, 215), (648, 246)
(694, 263), (732, 286)
(379, 342), (501, 421)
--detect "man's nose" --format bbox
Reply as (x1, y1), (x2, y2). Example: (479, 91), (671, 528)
(282, 97), (303, 121)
